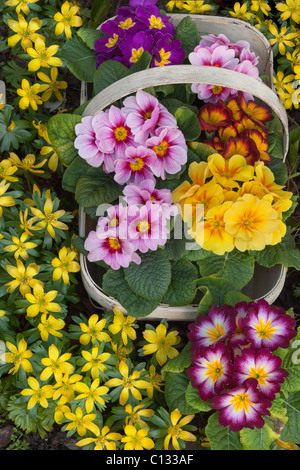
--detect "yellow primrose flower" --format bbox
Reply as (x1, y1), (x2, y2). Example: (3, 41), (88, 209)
(223, 193), (281, 251)
(108, 307), (136, 345)
(164, 409), (196, 450)
(54, 0), (83, 39)
(5, 0), (39, 15)
(51, 246), (80, 284)
(268, 23), (298, 55)
(76, 425), (122, 450)
(9, 152), (47, 174)
(40, 344), (74, 381)
(25, 283), (61, 317)
(105, 360), (149, 406)
(207, 153), (254, 189)
(5, 260), (41, 296)
(181, 1), (212, 13)
(276, 0), (300, 24)
(0, 180), (15, 217)
(189, 200), (235, 256)
(52, 373), (83, 405)
(145, 364), (164, 399)
(3, 338), (33, 375)
(37, 67), (68, 102)
(79, 314), (111, 345)
(250, 0), (271, 16)
(142, 323), (181, 366)
(30, 189), (69, 238)
(27, 37), (62, 72)
(38, 313), (65, 341)
(81, 346), (111, 380)
(3, 232), (38, 261)
(19, 208), (41, 236)
(21, 377), (53, 410)
(17, 79), (43, 110)
(7, 14), (43, 51)
(64, 407), (98, 437)
(121, 425), (155, 450)
(124, 404), (154, 429)
(0, 159), (18, 182)
(75, 378), (109, 413)
(254, 161), (293, 200)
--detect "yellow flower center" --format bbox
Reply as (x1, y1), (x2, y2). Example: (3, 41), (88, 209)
(129, 158), (145, 171)
(109, 217), (119, 228)
(114, 126), (128, 141)
(153, 140), (169, 157)
(206, 323), (226, 343)
(230, 392), (253, 413)
(130, 47), (144, 63)
(108, 237), (121, 250)
(119, 18), (136, 30)
(255, 318), (277, 340)
(155, 49), (171, 66)
(212, 85), (223, 95)
(205, 360), (224, 383)
(137, 220), (150, 233)
(249, 366), (269, 385)
(149, 15), (165, 29)
(144, 111), (152, 120)
(106, 34), (119, 48)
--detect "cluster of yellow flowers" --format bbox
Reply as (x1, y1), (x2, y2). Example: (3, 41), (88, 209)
(172, 154), (293, 255)
(0, 308), (193, 450)
(6, 0), (83, 110)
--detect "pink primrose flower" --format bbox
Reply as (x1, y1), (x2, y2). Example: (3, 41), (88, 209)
(145, 126), (187, 179)
(122, 90), (177, 143)
(114, 145), (158, 185)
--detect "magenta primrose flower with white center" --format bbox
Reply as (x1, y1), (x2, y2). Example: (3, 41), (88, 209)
(187, 343), (233, 401)
(242, 299), (297, 351)
(187, 304), (236, 351)
(233, 348), (289, 400)
(211, 378), (272, 432)
(122, 89), (177, 143)
(145, 126), (187, 179)
(114, 145), (158, 185)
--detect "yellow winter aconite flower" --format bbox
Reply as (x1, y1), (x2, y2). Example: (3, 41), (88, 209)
(250, 0), (271, 16)
(27, 37), (63, 72)
(228, 2), (248, 19)
(25, 283), (61, 317)
(121, 425), (155, 450)
(4, 232), (38, 260)
(268, 23), (298, 55)
(124, 404), (154, 428)
(37, 67), (68, 102)
(38, 313), (65, 341)
(79, 314), (111, 345)
(7, 14), (43, 51)
(40, 344), (74, 381)
(276, 0), (300, 23)
(54, 0), (83, 39)
(17, 79), (43, 111)
(19, 208), (41, 236)
(105, 360), (149, 406)
(21, 377), (53, 410)
(273, 70), (296, 101)
(76, 425), (122, 450)
(3, 338), (33, 375)
(51, 246), (80, 284)
(165, 1), (185, 11)
(146, 364), (164, 398)
(0, 180), (15, 217)
(0, 159), (18, 182)
(108, 307), (136, 345)
(30, 190), (69, 238)
(64, 407), (98, 437)
(75, 378), (109, 413)
(52, 373), (82, 404)
(181, 1), (212, 14)
(81, 346), (111, 379)
(5, 0), (39, 15)
(164, 409), (196, 450)
(142, 323), (181, 366)
(9, 152), (47, 174)
(5, 260), (41, 296)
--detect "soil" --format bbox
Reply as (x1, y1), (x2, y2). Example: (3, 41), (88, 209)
(1, 0), (300, 451)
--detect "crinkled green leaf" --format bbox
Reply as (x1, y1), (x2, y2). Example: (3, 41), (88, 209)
(47, 113), (81, 166)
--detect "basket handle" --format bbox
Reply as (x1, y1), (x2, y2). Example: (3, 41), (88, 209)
(83, 65), (289, 162)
